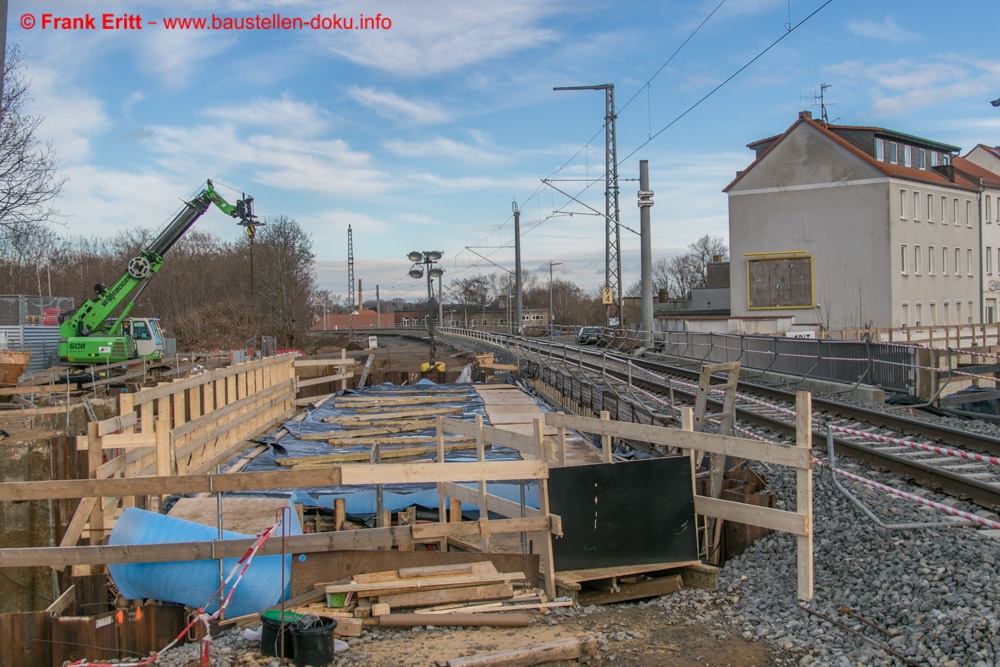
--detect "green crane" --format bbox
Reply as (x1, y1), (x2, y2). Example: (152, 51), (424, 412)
(58, 180), (258, 364)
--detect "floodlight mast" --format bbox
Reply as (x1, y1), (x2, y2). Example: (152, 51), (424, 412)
(407, 251), (444, 371)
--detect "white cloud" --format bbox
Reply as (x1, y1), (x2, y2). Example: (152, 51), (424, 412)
(828, 56), (1000, 117)
(383, 134), (510, 165)
(122, 91), (146, 120)
(345, 87), (450, 125)
(24, 67), (110, 165)
(136, 27), (237, 88)
(847, 17), (918, 44)
(317, 0), (562, 76)
(203, 94), (331, 136)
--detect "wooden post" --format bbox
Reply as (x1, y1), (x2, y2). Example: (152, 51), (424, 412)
(795, 391), (814, 601)
(600, 410), (612, 463)
(84, 421), (104, 576)
(340, 349), (349, 391)
(533, 417), (556, 602)
(449, 498), (462, 523)
(153, 415), (172, 511)
(437, 415), (448, 551)
(334, 498), (346, 531)
(475, 415), (490, 552)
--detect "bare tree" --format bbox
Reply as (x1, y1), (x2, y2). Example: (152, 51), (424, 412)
(0, 47), (64, 236)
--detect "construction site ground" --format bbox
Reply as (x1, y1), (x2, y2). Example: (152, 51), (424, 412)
(208, 334), (788, 666)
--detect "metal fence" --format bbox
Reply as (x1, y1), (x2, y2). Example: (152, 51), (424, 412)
(656, 331), (915, 394)
(0, 295), (75, 326)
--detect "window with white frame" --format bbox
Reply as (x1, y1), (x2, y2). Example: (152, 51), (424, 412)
(902, 301), (909, 327)
(914, 245), (922, 274)
(889, 142), (898, 164)
(915, 301), (923, 326)
(967, 200), (973, 227)
(900, 189), (907, 219)
(901, 245), (908, 274)
(944, 300), (950, 324)
(918, 148), (926, 170)
(942, 196), (948, 223)
(957, 300), (962, 323)
(987, 195), (992, 223)
(913, 192), (920, 221)
(954, 199), (960, 226)
(927, 194), (934, 222)
(955, 248), (962, 275)
(928, 246), (935, 274)
(968, 300), (974, 323)
(904, 145), (912, 167)
(875, 138), (884, 161)
(989, 247), (994, 275)
(942, 154), (951, 165)
(931, 151), (939, 167)
(930, 301), (937, 325)
(968, 248), (974, 275)
(942, 247), (949, 275)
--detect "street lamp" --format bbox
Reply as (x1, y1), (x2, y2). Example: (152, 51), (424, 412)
(549, 261), (562, 339)
(407, 251), (444, 371)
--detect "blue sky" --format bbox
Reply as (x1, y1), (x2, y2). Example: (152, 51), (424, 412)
(10, 0), (1000, 302)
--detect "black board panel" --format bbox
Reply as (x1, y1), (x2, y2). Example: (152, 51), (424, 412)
(549, 457), (698, 571)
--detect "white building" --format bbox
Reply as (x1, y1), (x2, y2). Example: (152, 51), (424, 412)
(724, 111), (997, 331)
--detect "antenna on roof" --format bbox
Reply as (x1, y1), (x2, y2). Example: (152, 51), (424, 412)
(800, 83), (836, 125)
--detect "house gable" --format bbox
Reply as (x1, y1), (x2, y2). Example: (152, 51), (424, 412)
(726, 121), (885, 194)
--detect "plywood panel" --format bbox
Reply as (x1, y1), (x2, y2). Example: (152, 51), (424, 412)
(548, 458), (698, 571)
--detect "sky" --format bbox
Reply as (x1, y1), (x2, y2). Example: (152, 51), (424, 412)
(8, 0), (1000, 305)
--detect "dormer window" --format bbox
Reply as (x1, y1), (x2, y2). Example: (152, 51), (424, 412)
(875, 138), (884, 161)
(917, 149), (926, 170)
(888, 142), (898, 164)
(904, 146), (912, 167)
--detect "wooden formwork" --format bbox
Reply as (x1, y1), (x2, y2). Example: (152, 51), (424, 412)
(53, 353), (356, 571)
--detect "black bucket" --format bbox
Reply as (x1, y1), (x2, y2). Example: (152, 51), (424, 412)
(290, 615), (337, 667)
(260, 610), (303, 658)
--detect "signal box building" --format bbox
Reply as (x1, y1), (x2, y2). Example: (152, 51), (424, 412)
(725, 111), (1000, 331)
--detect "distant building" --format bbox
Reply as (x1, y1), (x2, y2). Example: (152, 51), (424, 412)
(311, 309), (381, 330)
(725, 111), (1000, 330)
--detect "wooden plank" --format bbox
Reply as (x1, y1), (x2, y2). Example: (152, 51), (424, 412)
(0, 404), (71, 418)
(45, 584), (76, 614)
(325, 572), (526, 596)
(443, 482), (541, 519)
(577, 574), (683, 606)
(556, 560), (700, 584)
(0, 383), (72, 395)
(338, 460), (547, 486)
(335, 406), (465, 422)
(380, 613), (530, 628)
(695, 496), (807, 535)
(0, 519), (550, 568)
(380, 582), (514, 609)
(294, 358), (357, 367)
(397, 562), (488, 579)
(296, 372), (354, 389)
(437, 634), (597, 666)
(412, 516), (552, 541)
(441, 418), (541, 457)
(277, 442), (480, 466)
(545, 413), (812, 469)
(294, 421), (436, 440)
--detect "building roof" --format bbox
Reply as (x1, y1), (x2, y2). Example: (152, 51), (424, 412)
(954, 156), (1000, 189)
(724, 111), (979, 194)
(972, 144), (1000, 161)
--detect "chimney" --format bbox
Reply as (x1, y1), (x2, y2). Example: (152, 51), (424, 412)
(799, 110), (812, 120)
(712, 254), (722, 263)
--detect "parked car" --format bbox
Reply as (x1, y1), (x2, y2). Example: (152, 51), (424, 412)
(576, 326), (603, 345)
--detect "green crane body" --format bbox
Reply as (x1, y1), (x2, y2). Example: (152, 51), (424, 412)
(58, 180), (257, 364)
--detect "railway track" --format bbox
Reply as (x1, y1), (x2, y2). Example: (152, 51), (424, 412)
(506, 337), (1000, 511)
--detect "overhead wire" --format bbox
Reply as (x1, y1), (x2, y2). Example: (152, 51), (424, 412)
(454, 0), (833, 278)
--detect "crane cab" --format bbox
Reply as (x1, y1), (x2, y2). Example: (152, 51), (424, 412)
(121, 317), (165, 360)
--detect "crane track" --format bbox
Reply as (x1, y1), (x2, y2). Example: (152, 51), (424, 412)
(510, 339), (1000, 511)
